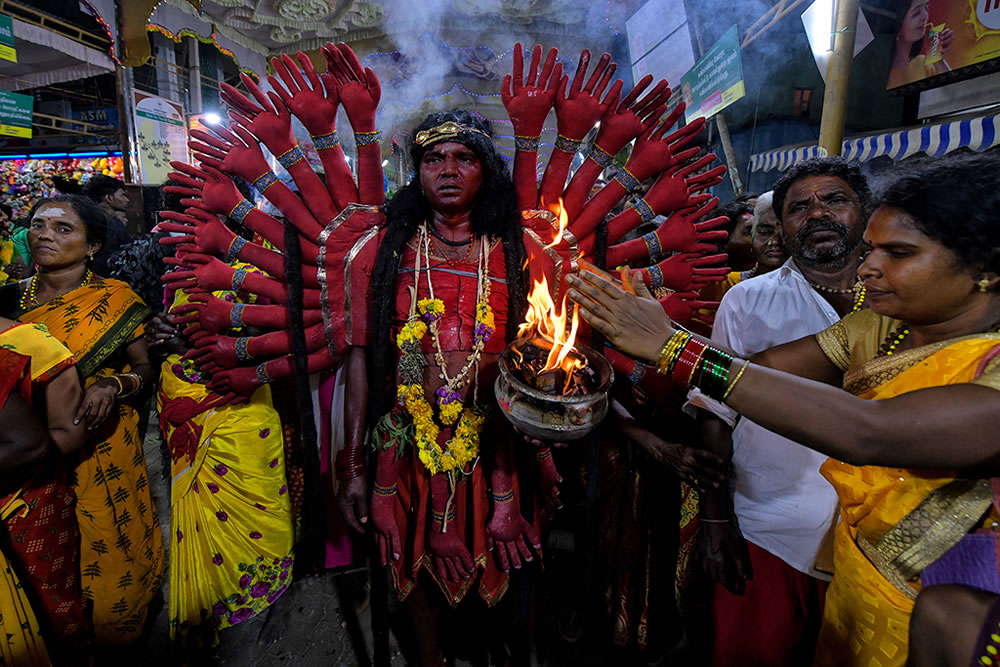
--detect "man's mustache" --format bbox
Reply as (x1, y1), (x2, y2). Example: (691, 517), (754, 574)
(795, 218), (848, 244)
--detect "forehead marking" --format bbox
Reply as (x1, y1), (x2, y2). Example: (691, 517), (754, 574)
(35, 207), (68, 218)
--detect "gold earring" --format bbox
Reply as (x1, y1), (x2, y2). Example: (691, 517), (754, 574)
(978, 279), (990, 293)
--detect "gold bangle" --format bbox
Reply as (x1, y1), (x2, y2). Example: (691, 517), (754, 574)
(111, 375), (124, 396)
(722, 359), (750, 401)
(656, 331), (689, 375)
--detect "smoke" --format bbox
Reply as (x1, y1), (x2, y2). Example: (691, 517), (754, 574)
(356, 0), (628, 171)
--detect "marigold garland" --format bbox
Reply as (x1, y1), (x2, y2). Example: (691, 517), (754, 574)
(390, 226), (495, 475)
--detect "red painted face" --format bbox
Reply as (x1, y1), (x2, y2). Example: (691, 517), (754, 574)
(859, 205), (980, 324)
(419, 141), (484, 215)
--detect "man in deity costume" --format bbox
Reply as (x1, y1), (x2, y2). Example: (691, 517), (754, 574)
(685, 157), (871, 665)
(157, 41), (727, 663)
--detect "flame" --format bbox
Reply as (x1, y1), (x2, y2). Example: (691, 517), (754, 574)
(543, 197), (568, 250)
(518, 275), (584, 374)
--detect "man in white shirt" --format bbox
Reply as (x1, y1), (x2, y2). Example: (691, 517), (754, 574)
(689, 157), (871, 666)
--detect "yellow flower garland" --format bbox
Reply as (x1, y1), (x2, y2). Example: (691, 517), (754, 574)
(391, 228), (496, 476)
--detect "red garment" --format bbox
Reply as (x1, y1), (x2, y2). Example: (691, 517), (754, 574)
(0, 348), (92, 650)
(393, 239), (510, 355)
(711, 541), (827, 667)
(3, 475), (91, 646)
(391, 423), (512, 607)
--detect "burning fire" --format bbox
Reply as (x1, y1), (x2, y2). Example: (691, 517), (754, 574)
(543, 198), (569, 250)
(517, 275), (584, 375)
(511, 198), (588, 394)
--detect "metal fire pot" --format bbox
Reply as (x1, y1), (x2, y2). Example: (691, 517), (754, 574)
(494, 341), (613, 442)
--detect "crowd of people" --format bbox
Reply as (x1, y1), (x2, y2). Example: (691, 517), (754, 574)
(0, 38), (996, 667)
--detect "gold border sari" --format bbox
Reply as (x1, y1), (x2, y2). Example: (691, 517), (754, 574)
(815, 334), (1000, 667)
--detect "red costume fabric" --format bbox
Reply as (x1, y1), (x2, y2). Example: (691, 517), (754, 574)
(380, 240), (520, 606)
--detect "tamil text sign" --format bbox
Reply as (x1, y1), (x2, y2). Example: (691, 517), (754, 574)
(679, 25), (745, 123)
(0, 91), (32, 138)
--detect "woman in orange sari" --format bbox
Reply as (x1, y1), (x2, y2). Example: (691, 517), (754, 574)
(566, 150), (1000, 666)
(0, 195), (164, 645)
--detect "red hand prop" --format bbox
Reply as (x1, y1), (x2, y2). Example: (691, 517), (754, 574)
(321, 43), (381, 132)
(502, 43), (562, 138)
(638, 253), (730, 292)
(220, 73), (295, 153)
(554, 50), (620, 141)
(269, 52), (338, 136)
(659, 290), (719, 327)
(158, 209), (236, 257)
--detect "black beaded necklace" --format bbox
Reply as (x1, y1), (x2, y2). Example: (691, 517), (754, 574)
(879, 319), (1000, 357)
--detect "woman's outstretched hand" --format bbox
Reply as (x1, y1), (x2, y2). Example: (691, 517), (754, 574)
(566, 261), (674, 363)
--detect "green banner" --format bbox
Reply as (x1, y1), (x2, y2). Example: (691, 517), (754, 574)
(679, 24), (745, 123)
(0, 14), (15, 63)
(0, 91), (32, 138)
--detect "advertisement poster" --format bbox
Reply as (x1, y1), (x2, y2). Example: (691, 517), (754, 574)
(0, 90), (32, 138)
(0, 14), (16, 63)
(678, 25), (745, 123)
(888, 0), (1000, 89)
(132, 91), (187, 184)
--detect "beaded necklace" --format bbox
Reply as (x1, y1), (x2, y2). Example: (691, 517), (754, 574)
(19, 269), (93, 311)
(879, 319), (1000, 357)
(807, 276), (863, 296)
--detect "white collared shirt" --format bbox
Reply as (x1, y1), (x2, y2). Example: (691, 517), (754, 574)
(686, 258), (840, 577)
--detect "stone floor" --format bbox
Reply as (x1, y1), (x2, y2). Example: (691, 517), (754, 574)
(131, 412), (683, 666)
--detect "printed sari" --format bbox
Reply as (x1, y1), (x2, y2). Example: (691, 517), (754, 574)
(0, 348), (50, 665)
(813, 310), (1000, 667)
(0, 322), (92, 655)
(158, 356), (293, 646)
(158, 286), (293, 646)
(16, 277), (164, 644)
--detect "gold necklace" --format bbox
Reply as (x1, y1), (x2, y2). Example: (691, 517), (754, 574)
(418, 225), (492, 404)
(20, 269), (93, 311)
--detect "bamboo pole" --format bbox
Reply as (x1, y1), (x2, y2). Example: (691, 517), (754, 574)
(818, 0), (861, 156)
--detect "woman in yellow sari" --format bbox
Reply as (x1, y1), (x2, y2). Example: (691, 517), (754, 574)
(566, 150), (1000, 666)
(0, 195), (164, 645)
(0, 317), (92, 661)
(149, 281), (293, 648)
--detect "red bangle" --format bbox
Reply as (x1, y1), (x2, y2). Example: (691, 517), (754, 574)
(335, 448), (366, 479)
(672, 339), (706, 386)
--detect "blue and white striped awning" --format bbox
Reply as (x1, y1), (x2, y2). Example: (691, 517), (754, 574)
(749, 113), (1000, 172)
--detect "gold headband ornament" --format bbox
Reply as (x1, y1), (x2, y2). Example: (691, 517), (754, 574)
(414, 121), (491, 147)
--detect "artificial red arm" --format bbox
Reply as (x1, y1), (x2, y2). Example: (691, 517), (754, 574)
(268, 52), (360, 209)
(324, 43), (385, 206)
(562, 77), (672, 218)
(185, 323), (330, 370)
(221, 75), (340, 224)
(539, 49), (620, 208)
(502, 43), (561, 211)
(163, 253), (322, 307)
(170, 294), (322, 336)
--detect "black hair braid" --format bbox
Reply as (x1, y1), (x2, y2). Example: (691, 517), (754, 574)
(368, 182), (424, 423)
(283, 221), (324, 569)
